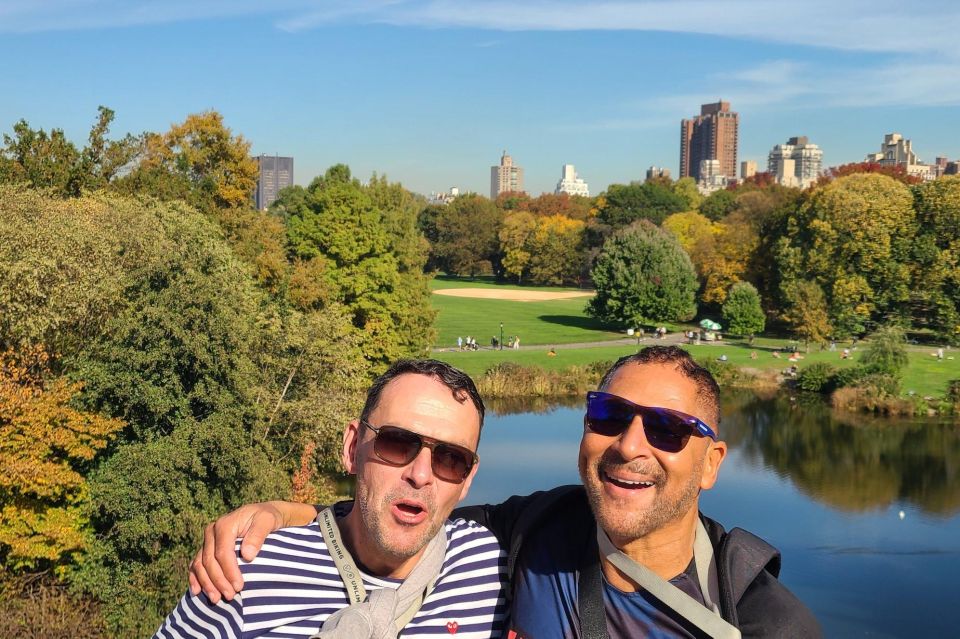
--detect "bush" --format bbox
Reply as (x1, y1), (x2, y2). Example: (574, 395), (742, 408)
(700, 359), (744, 387)
(797, 362), (837, 393)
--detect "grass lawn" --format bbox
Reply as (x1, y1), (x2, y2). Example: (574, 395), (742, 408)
(433, 337), (960, 399)
(431, 287), (624, 348)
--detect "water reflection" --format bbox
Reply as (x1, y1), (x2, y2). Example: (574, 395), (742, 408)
(721, 391), (960, 516)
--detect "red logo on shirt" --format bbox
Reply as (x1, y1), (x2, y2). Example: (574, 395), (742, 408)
(446, 621), (459, 634)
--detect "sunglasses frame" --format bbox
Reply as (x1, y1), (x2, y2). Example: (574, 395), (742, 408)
(359, 420), (479, 483)
(584, 390), (718, 452)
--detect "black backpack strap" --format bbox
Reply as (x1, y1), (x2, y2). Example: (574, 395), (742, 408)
(577, 530), (608, 639)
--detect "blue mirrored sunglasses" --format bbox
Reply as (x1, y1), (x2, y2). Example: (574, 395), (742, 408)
(585, 390), (718, 453)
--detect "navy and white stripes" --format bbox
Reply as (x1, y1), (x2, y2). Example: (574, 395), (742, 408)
(155, 518), (508, 638)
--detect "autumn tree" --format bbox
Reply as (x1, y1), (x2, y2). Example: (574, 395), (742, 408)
(722, 282), (766, 339)
(781, 281), (832, 349)
(500, 212), (586, 285)
(776, 174), (915, 337)
(116, 110), (258, 212)
(0, 347), (123, 571)
(588, 220), (698, 326)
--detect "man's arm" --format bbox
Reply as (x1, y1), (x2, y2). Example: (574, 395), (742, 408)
(189, 501), (317, 603)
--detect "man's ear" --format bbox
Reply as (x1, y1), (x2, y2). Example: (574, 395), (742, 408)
(455, 458), (480, 504)
(699, 440), (727, 491)
(342, 420), (362, 475)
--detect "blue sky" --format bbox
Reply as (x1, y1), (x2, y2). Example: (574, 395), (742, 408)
(2, 1), (958, 196)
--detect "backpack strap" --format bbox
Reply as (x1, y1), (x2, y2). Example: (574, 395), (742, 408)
(577, 531), (608, 639)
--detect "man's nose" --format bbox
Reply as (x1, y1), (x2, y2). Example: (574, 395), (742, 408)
(402, 447), (435, 488)
(613, 415), (654, 460)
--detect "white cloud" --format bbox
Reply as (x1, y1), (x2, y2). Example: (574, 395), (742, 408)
(4, 1), (958, 60)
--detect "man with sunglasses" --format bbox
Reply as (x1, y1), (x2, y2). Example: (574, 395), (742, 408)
(154, 359), (508, 638)
(187, 347), (819, 638)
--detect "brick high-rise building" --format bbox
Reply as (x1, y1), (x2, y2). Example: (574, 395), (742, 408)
(490, 151), (524, 199)
(680, 101), (739, 182)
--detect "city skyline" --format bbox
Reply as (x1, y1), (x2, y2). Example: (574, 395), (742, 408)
(2, 1), (959, 196)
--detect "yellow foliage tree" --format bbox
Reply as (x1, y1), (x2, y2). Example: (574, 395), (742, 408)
(0, 347), (124, 571)
(139, 111), (258, 210)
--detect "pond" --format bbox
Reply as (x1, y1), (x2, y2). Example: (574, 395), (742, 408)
(465, 392), (960, 638)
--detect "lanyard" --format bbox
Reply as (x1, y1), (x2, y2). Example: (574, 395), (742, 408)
(318, 507), (367, 604)
(596, 521), (741, 639)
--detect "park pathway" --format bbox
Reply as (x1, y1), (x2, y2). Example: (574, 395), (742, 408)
(440, 332), (693, 353)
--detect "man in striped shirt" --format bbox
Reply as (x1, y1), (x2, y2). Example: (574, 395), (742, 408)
(155, 359), (508, 638)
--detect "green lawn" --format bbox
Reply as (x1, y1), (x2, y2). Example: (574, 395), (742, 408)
(431, 280), (624, 348)
(434, 337), (960, 399)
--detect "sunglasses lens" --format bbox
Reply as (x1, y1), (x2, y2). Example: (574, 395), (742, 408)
(371, 425), (474, 483)
(640, 409), (690, 453)
(374, 427), (421, 465)
(586, 395), (632, 436)
(585, 393), (696, 453)
(432, 444), (472, 483)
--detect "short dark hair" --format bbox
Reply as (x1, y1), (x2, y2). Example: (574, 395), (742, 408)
(360, 359), (486, 433)
(599, 346), (721, 428)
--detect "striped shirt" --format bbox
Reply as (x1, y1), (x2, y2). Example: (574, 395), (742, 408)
(154, 517), (508, 639)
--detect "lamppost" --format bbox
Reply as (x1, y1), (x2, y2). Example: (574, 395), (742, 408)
(500, 322), (504, 351)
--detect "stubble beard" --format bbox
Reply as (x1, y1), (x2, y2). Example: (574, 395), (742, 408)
(580, 452), (705, 541)
(355, 481), (441, 561)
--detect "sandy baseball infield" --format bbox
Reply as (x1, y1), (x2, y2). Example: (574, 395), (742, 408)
(433, 288), (594, 302)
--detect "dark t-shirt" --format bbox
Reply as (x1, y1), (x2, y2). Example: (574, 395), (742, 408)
(507, 511), (710, 639)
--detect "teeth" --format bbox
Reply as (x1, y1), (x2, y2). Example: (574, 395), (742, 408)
(604, 472), (653, 487)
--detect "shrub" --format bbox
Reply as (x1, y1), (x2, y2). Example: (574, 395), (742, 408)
(797, 362), (837, 393)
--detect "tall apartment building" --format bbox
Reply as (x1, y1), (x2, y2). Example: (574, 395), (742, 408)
(555, 164), (590, 197)
(768, 136), (823, 188)
(865, 133), (937, 181)
(490, 151), (524, 199)
(680, 101), (739, 182)
(253, 154), (294, 210)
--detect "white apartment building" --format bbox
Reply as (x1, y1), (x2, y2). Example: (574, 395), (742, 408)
(865, 133), (937, 181)
(697, 159), (729, 194)
(555, 164), (590, 197)
(768, 136), (822, 188)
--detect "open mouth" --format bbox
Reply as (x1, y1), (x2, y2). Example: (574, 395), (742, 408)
(602, 470), (656, 490)
(396, 502), (425, 516)
(392, 499), (429, 524)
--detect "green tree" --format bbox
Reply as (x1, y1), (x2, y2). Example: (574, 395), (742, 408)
(0, 119), (81, 195)
(597, 182), (687, 228)
(431, 194), (504, 276)
(281, 165), (435, 365)
(699, 188), (737, 220)
(672, 177), (702, 210)
(588, 220), (698, 326)
(722, 282), (766, 338)
(861, 325), (908, 376)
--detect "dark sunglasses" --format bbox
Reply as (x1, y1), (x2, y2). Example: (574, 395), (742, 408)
(585, 391), (718, 453)
(360, 420), (478, 483)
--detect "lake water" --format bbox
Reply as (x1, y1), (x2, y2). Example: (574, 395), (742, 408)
(464, 392), (960, 638)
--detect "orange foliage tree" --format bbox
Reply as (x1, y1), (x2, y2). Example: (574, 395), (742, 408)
(0, 347), (123, 571)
